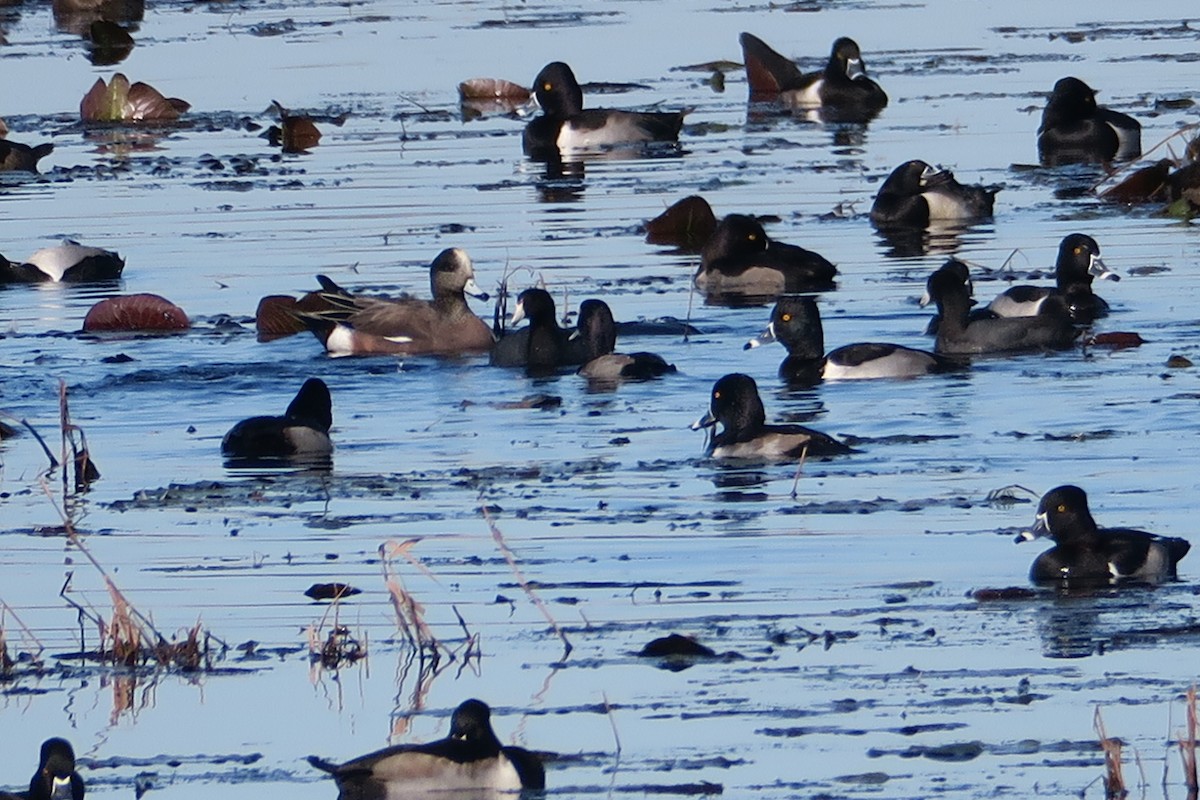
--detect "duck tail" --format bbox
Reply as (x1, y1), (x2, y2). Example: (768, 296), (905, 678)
(739, 32), (805, 94)
(307, 755), (339, 774)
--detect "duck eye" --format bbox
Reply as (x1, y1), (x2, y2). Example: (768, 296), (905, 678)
(1057, 504), (1066, 513)
(713, 391), (721, 399)
(781, 313), (792, 322)
(747, 233), (757, 242)
(543, 82), (553, 91)
(1074, 246), (1083, 255)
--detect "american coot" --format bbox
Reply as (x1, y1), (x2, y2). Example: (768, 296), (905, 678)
(746, 295), (953, 385)
(0, 738), (85, 800)
(693, 214), (836, 303)
(522, 61), (686, 158)
(740, 33), (887, 121)
(575, 299), (676, 381)
(1017, 485), (1191, 585)
(870, 160), (997, 228)
(987, 233), (1118, 324)
(490, 287), (578, 375)
(308, 699), (545, 796)
(221, 378), (332, 461)
(691, 373), (852, 460)
(0, 241), (125, 284)
(1038, 77), (1141, 166)
(920, 259), (1077, 355)
(299, 248), (494, 357)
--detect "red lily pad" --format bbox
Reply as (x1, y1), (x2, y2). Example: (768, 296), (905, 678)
(83, 293), (190, 331)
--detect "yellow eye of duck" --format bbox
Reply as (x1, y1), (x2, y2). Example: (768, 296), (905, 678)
(713, 391), (721, 399)
(747, 233), (757, 242)
(543, 82), (553, 91)
(781, 313), (792, 322)
(1057, 504), (1066, 513)
(1074, 246), (1084, 255)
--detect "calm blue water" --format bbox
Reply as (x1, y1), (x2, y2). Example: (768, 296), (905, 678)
(2, 0), (1200, 797)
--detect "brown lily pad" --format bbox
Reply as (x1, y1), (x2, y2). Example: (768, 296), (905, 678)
(457, 77), (530, 101)
(80, 73), (190, 123)
(304, 583), (362, 601)
(1086, 331), (1145, 348)
(1100, 160), (1171, 203)
(83, 293), (190, 331)
(644, 195), (717, 250)
(267, 101), (321, 153)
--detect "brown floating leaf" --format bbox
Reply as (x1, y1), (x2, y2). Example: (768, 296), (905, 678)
(1086, 332), (1145, 349)
(644, 195), (717, 250)
(266, 101), (322, 153)
(304, 583), (362, 601)
(1100, 160), (1171, 203)
(80, 73), (190, 123)
(457, 77), (530, 101)
(83, 293), (190, 332)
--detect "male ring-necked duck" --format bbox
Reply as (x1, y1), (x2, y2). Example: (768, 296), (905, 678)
(691, 373), (851, 460)
(1038, 77), (1141, 166)
(920, 259), (1076, 355)
(0, 241), (124, 284)
(523, 61), (686, 158)
(490, 287), (578, 375)
(308, 699), (545, 796)
(987, 233), (1118, 324)
(299, 248), (493, 357)
(0, 138), (54, 173)
(1017, 485), (1191, 585)
(0, 738), (85, 800)
(574, 299), (676, 381)
(693, 214), (836, 303)
(221, 378), (332, 461)
(739, 33), (887, 121)
(870, 160), (998, 229)
(746, 295), (953, 385)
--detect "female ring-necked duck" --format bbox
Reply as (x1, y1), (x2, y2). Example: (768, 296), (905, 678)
(299, 248), (494, 357)
(0, 138), (53, 173)
(1017, 485), (1191, 585)
(739, 33), (887, 121)
(308, 699), (545, 795)
(490, 287), (579, 375)
(522, 61), (686, 158)
(746, 295), (953, 385)
(0, 738), (85, 800)
(574, 299), (676, 381)
(920, 259), (1076, 355)
(987, 233), (1118, 323)
(691, 373), (851, 460)
(221, 378), (332, 461)
(693, 214), (836, 303)
(870, 160), (997, 228)
(0, 241), (124, 284)
(1038, 77), (1141, 166)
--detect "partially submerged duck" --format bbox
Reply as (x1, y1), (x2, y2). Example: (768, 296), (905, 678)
(221, 378), (332, 462)
(870, 160), (997, 229)
(0, 241), (124, 284)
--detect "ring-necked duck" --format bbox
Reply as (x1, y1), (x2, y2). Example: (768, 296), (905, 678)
(221, 378), (332, 461)
(746, 295), (952, 385)
(574, 299), (676, 381)
(920, 259), (1076, 355)
(299, 248), (493, 357)
(0, 241), (124, 284)
(490, 287), (578, 374)
(309, 699), (544, 795)
(691, 373), (851, 459)
(0, 738), (85, 800)
(0, 139), (53, 173)
(1038, 77), (1141, 166)
(693, 214), (836, 302)
(523, 61), (686, 158)
(1017, 485), (1191, 584)
(740, 33), (887, 121)
(987, 233), (1118, 323)
(870, 160), (997, 228)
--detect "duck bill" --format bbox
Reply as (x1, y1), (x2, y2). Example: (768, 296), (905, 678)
(918, 290), (932, 308)
(845, 58), (867, 81)
(515, 93), (541, 119)
(50, 776), (74, 800)
(1088, 254), (1119, 282)
(1014, 511), (1050, 543)
(509, 298), (526, 326)
(690, 409), (716, 431)
(919, 163), (950, 188)
(463, 277), (490, 301)
(744, 321), (776, 350)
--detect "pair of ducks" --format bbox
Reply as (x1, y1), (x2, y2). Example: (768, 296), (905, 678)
(8, 702), (544, 799)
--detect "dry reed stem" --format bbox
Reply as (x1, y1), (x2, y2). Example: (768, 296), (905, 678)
(480, 503), (572, 658)
(380, 540), (445, 665)
(1092, 122), (1200, 192)
(1095, 707), (1127, 798)
(1182, 685), (1198, 792)
(789, 443), (810, 499)
(0, 600), (45, 660)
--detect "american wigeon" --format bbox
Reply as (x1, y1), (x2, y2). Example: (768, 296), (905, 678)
(523, 61), (686, 158)
(870, 160), (997, 228)
(740, 33), (887, 121)
(0, 738), (85, 800)
(1017, 485), (1190, 584)
(920, 259), (1076, 355)
(693, 214), (836, 302)
(299, 248), (493, 357)
(574, 299), (676, 381)
(691, 373), (851, 459)
(1038, 77), (1141, 166)
(987, 233), (1118, 324)
(308, 699), (544, 795)
(0, 241), (124, 284)
(746, 295), (953, 385)
(221, 378), (332, 461)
